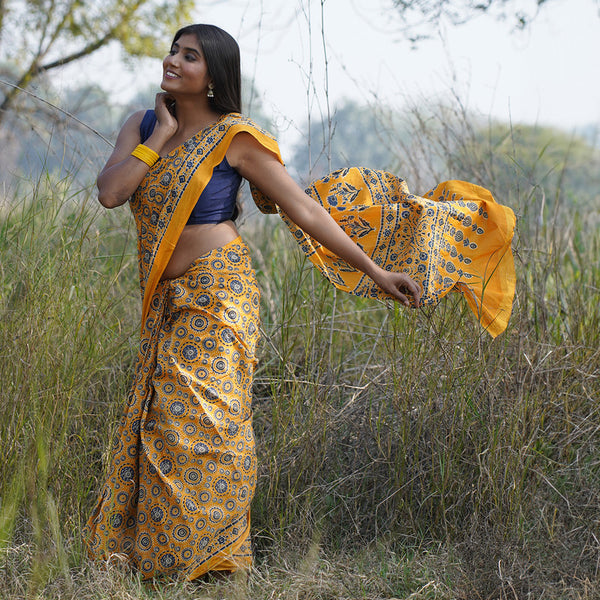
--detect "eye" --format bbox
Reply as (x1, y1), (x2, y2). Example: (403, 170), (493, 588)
(184, 53), (197, 61)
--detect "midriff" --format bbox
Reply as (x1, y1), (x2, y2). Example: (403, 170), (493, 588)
(160, 220), (240, 280)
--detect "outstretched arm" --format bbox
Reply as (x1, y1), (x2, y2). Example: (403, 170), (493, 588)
(227, 132), (421, 307)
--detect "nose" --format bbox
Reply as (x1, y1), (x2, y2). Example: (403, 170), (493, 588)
(165, 52), (179, 68)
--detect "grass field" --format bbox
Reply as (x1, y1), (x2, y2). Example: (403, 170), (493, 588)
(1, 122), (599, 599)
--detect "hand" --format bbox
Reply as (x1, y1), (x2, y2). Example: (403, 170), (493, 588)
(154, 93), (178, 136)
(372, 268), (422, 308)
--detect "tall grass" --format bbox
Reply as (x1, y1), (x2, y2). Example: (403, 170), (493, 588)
(0, 171), (139, 596)
(1, 112), (599, 599)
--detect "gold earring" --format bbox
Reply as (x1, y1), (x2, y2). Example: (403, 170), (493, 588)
(207, 83), (214, 98)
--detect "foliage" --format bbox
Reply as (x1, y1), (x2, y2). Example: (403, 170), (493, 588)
(0, 82), (119, 191)
(388, 0), (599, 42)
(389, 101), (600, 228)
(289, 99), (407, 183)
(0, 0), (195, 124)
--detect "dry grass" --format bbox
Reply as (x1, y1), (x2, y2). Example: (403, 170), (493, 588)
(1, 107), (599, 599)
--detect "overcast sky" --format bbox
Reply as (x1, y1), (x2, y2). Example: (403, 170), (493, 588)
(68, 0), (599, 150)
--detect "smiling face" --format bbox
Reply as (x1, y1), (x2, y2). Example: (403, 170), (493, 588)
(161, 33), (212, 97)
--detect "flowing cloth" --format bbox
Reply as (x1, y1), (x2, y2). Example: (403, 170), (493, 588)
(84, 112), (515, 581)
(255, 169), (516, 337)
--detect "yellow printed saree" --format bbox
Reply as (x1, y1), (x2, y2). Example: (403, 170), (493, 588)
(280, 170), (516, 337)
(84, 111), (515, 581)
(83, 114), (282, 579)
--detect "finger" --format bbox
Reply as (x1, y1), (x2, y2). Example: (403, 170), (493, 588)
(392, 288), (410, 307)
(401, 278), (421, 306)
(408, 282), (421, 307)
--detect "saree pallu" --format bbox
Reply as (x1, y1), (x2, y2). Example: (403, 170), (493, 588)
(84, 238), (261, 579)
(266, 168), (516, 338)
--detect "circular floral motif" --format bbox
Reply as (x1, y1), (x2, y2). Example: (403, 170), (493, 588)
(229, 279), (243, 295)
(137, 534), (152, 550)
(116, 491), (129, 505)
(197, 293), (212, 307)
(193, 442), (209, 456)
(181, 344), (198, 361)
(183, 423), (197, 436)
(150, 505), (165, 523)
(214, 478), (228, 494)
(159, 552), (177, 569)
(220, 452), (234, 465)
(190, 315), (208, 332)
(184, 497), (199, 513)
(202, 338), (216, 352)
(205, 387), (219, 401)
(220, 328), (235, 344)
(209, 507), (223, 523)
(119, 466), (135, 482)
(141, 560), (154, 573)
(109, 512), (123, 529)
(164, 429), (180, 445)
(184, 468), (202, 485)
(159, 459), (173, 475)
(194, 367), (208, 380)
(212, 358), (228, 373)
(169, 401), (186, 417)
(198, 536), (210, 549)
(173, 524), (191, 541)
(225, 308), (239, 323)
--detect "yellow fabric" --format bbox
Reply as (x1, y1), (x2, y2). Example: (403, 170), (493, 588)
(271, 168), (516, 337)
(84, 111), (515, 581)
(130, 113), (282, 328)
(84, 114), (281, 580)
(84, 240), (261, 579)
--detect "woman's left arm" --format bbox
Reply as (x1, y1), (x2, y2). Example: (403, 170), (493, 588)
(227, 132), (421, 307)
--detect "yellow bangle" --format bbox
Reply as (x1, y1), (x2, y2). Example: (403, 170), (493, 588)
(131, 144), (159, 167)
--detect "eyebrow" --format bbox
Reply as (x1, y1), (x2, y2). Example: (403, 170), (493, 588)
(172, 42), (201, 56)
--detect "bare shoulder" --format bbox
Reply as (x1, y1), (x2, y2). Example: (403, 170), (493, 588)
(99, 110), (148, 174)
(116, 110), (148, 142)
(226, 131), (280, 170)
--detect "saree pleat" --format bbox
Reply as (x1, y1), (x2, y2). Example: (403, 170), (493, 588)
(84, 239), (260, 579)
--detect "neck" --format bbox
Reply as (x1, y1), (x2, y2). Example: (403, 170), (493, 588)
(171, 95), (222, 135)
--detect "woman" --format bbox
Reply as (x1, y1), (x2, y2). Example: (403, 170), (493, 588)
(84, 24), (514, 580)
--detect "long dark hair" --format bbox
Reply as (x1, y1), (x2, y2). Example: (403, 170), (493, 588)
(173, 24), (241, 115)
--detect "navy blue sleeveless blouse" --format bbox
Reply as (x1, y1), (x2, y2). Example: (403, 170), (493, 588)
(139, 110), (241, 224)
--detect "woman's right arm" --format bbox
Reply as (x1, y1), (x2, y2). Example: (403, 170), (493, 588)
(97, 94), (178, 208)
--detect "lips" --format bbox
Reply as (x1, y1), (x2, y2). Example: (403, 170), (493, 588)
(164, 70), (180, 79)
